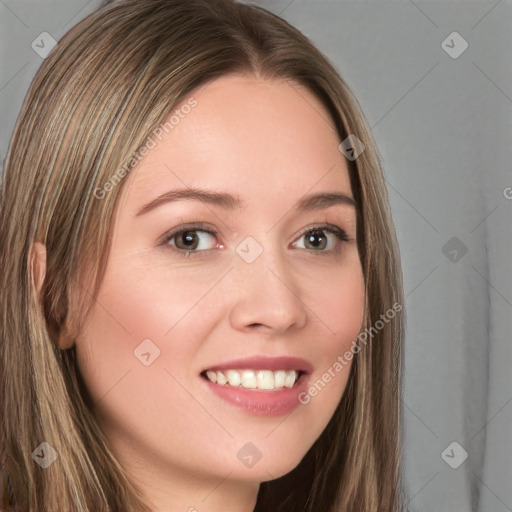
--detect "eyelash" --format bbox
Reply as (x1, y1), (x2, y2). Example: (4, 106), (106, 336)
(161, 221), (351, 259)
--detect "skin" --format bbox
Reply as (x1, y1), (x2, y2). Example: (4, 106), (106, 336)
(33, 73), (365, 512)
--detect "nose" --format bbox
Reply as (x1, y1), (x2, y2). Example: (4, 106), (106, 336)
(228, 240), (308, 335)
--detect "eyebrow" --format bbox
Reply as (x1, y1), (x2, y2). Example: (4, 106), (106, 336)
(135, 187), (356, 217)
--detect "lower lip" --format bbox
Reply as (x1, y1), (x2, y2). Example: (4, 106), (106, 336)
(203, 374), (309, 417)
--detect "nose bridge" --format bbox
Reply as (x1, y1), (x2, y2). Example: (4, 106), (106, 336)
(228, 232), (307, 332)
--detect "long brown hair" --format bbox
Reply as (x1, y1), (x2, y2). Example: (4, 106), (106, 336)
(0, 1), (406, 510)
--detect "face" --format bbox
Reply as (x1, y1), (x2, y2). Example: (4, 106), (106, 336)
(72, 73), (365, 503)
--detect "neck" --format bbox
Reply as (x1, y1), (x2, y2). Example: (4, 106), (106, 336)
(119, 449), (260, 512)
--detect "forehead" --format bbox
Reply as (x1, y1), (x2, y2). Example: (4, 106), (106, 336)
(120, 73), (353, 213)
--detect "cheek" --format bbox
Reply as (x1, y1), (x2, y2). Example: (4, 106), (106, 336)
(311, 258), (366, 350)
(73, 253), (221, 410)
(79, 254), (211, 353)
(298, 260), (365, 418)
(73, 259), (214, 465)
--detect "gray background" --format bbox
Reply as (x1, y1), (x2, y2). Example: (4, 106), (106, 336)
(1, 1), (511, 511)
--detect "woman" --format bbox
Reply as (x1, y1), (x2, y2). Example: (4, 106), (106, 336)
(0, 0), (406, 510)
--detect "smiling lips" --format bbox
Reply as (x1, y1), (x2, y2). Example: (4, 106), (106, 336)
(202, 355), (311, 391)
(201, 356), (312, 416)
(205, 369), (300, 390)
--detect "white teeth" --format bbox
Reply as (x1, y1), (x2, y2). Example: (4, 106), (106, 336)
(216, 371), (227, 385)
(284, 370), (297, 388)
(226, 369), (241, 387)
(205, 369), (300, 390)
(206, 370), (217, 384)
(256, 370), (274, 390)
(274, 370), (285, 388)
(241, 370), (257, 389)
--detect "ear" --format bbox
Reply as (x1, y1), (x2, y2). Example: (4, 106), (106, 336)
(29, 242), (76, 350)
(53, 319), (76, 350)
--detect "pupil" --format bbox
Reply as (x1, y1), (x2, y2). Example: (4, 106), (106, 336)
(307, 230), (326, 249)
(180, 231), (198, 249)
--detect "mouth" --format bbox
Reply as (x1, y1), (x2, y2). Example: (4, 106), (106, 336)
(200, 356), (312, 416)
(201, 368), (305, 391)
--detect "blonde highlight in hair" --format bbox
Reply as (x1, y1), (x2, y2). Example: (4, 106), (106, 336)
(1, 1), (406, 510)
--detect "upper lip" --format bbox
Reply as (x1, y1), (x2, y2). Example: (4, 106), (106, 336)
(202, 356), (313, 374)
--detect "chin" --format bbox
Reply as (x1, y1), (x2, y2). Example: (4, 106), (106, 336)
(228, 445), (310, 483)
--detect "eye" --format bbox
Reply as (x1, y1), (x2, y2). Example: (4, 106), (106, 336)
(162, 223), (219, 258)
(293, 224), (350, 255)
(160, 222), (351, 258)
